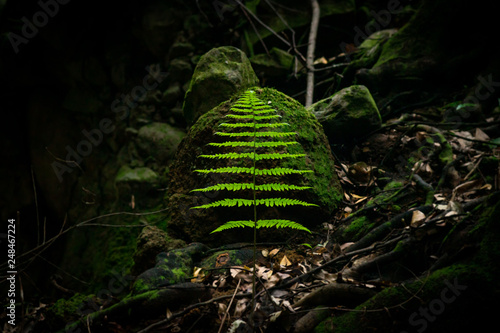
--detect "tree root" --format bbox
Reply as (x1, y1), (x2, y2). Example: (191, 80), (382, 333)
(58, 283), (212, 333)
(293, 282), (378, 309)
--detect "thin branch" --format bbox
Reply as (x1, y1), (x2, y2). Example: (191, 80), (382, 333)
(234, 0), (307, 66)
(305, 0), (320, 107)
(217, 278), (241, 333)
(138, 290), (253, 333)
(0, 208), (169, 276)
(263, 0), (298, 54)
(240, 5), (269, 56)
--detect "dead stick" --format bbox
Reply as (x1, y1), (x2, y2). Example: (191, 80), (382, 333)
(305, 0), (320, 107)
(217, 279), (242, 333)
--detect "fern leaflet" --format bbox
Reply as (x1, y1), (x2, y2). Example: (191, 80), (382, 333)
(191, 198), (318, 209)
(211, 219), (311, 233)
(194, 167), (313, 175)
(191, 183), (312, 192)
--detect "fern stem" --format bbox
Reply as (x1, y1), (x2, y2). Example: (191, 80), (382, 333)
(251, 92), (258, 320)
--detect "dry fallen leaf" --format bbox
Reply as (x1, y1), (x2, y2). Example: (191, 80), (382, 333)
(269, 248), (280, 257)
(340, 242), (355, 251)
(280, 255), (292, 267)
(474, 128), (490, 141)
(256, 265), (273, 280)
(452, 179), (482, 197)
(411, 210), (426, 228)
(435, 203), (448, 211)
(217, 303), (227, 318)
(234, 299), (248, 318)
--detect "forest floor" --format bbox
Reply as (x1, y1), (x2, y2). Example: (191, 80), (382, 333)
(34, 105), (497, 333)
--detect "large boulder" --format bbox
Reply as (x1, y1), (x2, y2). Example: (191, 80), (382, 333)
(309, 85), (382, 143)
(182, 46), (260, 125)
(167, 87), (342, 244)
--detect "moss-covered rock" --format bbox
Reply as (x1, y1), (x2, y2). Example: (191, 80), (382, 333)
(167, 87), (342, 244)
(49, 293), (96, 324)
(136, 122), (186, 164)
(131, 226), (186, 275)
(132, 242), (208, 294)
(200, 248), (256, 270)
(309, 85), (381, 143)
(182, 46), (260, 125)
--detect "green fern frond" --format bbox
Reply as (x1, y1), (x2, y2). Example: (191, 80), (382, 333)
(218, 122), (290, 129)
(191, 183), (254, 192)
(256, 198), (318, 207)
(230, 107), (253, 113)
(210, 220), (255, 233)
(231, 107), (275, 115)
(225, 114), (281, 120)
(194, 167), (313, 175)
(255, 183), (312, 191)
(191, 198), (254, 209)
(210, 219), (311, 233)
(255, 123), (289, 128)
(254, 115), (282, 120)
(199, 152), (306, 160)
(255, 167), (314, 176)
(192, 183), (312, 193)
(208, 141), (298, 148)
(191, 197), (317, 209)
(256, 219), (311, 233)
(215, 131), (297, 137)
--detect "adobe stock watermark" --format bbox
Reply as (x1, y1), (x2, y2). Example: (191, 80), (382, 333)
(402, 278), (467, 333)
(51, 65), (169, 182)
(339, 0), (412, 61)
(8, 0), (71, 54)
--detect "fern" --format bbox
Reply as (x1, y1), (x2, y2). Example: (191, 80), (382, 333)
(190, 89), (317, 316)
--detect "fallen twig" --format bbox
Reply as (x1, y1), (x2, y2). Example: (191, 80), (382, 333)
(217, 279), (241, 333)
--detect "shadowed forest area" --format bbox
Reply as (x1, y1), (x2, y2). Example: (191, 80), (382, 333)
(1, 0), (499, 332)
